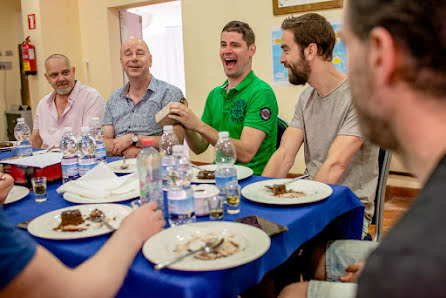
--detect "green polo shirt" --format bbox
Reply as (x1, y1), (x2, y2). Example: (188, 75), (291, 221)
(202, 71), (278, 175)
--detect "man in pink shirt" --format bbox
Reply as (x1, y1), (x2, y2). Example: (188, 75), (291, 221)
(30, 54), (105, 149)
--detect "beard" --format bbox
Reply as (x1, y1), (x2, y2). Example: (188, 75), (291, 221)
(55, 82), (74, 95)
(287, 57), (311, 86)
(350, 62), (400, 151)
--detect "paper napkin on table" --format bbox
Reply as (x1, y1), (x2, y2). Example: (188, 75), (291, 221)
(56, 163), (139, 200)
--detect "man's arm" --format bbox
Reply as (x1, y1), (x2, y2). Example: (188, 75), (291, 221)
(0, 202), (165, 298)
(168, 103), (266, 163)
(262, 127), (304, 178)
(103, 125), (116, 156)
(82, 92), (106, 126)
(30, 129), (43, 149)
(313, 135), (363, 184)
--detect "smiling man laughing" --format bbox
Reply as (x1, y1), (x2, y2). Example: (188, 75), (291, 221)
(168, 21), (278, 175)
(103, 37), (184, 157)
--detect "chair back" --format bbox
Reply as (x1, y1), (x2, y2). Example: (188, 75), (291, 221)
(277, 117), (289, 149)
(372, 148), (392, 242)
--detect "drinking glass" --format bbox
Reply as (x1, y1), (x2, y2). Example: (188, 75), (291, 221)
(31, 176), (47, 202)
(208, 195), (224, 220)
(225, 181), (241, 214)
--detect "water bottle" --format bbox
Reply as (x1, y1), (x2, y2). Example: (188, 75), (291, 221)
(159, 125), (179, 189)
(60, 127), (79, 183)
(214, 131), (237, 192)
(78, 126), (97, 177)
(90, 117), (106, 163)
(13, 118), (32, 157)
(136, 139), (164, 210)
(167, 144), (195, 226)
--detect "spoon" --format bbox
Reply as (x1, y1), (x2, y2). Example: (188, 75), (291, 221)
(120, 156), (129, 169)
(154, 237), (224, 270)
(88, 209), (116, 231)
(264, 174), (310, 190)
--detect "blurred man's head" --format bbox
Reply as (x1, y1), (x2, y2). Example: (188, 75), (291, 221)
(220, 21), (256, 80)
(120, 37), (152, 80)
(280, 13), (336, 85)
(342, 0), (446, 151)
(44, 54), (76, 96)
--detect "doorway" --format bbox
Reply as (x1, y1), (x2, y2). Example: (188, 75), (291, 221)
(120, 1), (186, 96)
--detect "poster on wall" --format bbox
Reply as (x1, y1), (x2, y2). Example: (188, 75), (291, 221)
(273, 0), (343, 15)
(271, 19), (347, 86)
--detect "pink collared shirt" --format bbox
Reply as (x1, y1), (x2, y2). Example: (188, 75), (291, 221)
(33, 80), (105, 148)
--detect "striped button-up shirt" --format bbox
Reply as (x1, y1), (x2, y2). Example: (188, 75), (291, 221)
(103, 76), (183, 137)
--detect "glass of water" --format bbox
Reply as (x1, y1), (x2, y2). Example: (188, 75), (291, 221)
(31, 176), (47, 202)
(225, 181), (241, 214)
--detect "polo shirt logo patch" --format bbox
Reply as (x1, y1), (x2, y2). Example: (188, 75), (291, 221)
(230, 99), (247, 124)
(260, 107), (271, 121)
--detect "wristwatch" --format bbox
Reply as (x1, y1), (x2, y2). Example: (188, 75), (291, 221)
(132, 134), (138, 146)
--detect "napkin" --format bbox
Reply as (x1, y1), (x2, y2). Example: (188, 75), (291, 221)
(57, 163), (139, 200)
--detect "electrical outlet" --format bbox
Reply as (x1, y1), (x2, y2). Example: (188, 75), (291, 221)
(0, 61), (12, 70)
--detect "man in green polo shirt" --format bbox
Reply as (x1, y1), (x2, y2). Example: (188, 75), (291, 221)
(168, 21), (278, 175)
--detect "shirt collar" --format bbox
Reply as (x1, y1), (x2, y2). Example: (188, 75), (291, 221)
(121, 75), (159, 98)
(219, 70), (255, 93)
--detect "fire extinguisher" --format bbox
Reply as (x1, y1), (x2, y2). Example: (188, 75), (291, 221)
(20, 36), (37, 75)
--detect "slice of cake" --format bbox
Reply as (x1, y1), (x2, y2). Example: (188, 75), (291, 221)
(55, 209), (86, 232)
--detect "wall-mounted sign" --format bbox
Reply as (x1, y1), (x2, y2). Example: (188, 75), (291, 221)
(27, 14), (36, 30)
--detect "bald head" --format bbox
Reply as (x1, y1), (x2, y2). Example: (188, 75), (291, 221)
(45, 54), (71, 73)
(120, 37), (150, 57)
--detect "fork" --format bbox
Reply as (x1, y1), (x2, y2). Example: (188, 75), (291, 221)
(264, 174), (310, 190)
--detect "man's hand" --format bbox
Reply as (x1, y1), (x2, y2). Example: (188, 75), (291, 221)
(340, 261), (365, 283)
(111, 134), (133, 156)
(168, 102), (203, 131)
(122, 146), (141, 158)
(120, 201), (165, 245)
(0, 173), (14, 204)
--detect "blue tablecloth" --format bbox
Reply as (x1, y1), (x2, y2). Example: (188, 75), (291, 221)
(1, 152), (364, 298)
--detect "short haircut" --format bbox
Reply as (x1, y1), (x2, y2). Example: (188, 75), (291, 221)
(45, 54), (71, 71)
(348, 0), (446, 97)
(221, 21), (255, 47)
(281, 13), (336, 61)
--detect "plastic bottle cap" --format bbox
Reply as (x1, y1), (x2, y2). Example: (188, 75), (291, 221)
(81, 126), (90, 133)
(142, 138), (154, 147)
(63, 127), (73, 132)
(163, 125), (173, 132)
(218, 131), (229, 138)
(17, 118), (24, 122)
(172, 144), (184, 153)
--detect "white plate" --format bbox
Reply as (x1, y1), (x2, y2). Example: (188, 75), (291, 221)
(63, 188), (139, 204)
(28, 204), (132, 240)
(241, 179), (333, 205)
(33, 148), (61, 155)
(143, 221), (270, 271)
(107, 158), (137, 174)
(192, 164), (254, 184)
(0, 141), (16, 152)
(5, 185), (30, 204)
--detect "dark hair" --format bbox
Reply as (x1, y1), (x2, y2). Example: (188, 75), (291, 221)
(222, 21), (255, 47)
(281, 13), (335, 61)
(348, 0), (446, 96)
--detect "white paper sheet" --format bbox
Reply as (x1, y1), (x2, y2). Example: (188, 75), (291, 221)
(1, 153), (63, 168)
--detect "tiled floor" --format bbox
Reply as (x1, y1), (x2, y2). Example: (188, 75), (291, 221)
(368, 174), (419, 239)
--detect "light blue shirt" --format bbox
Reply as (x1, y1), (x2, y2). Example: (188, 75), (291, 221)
(103, 76), (183, 137)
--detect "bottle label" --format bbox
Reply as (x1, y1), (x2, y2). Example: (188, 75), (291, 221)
(14, 145), (32, 157)
(62, 161), (79, 179)
(168, 194), (195, 218)
(95, 146), (106, 161)
(78, 158), (97, 176)
(215, 175), (237, 192)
